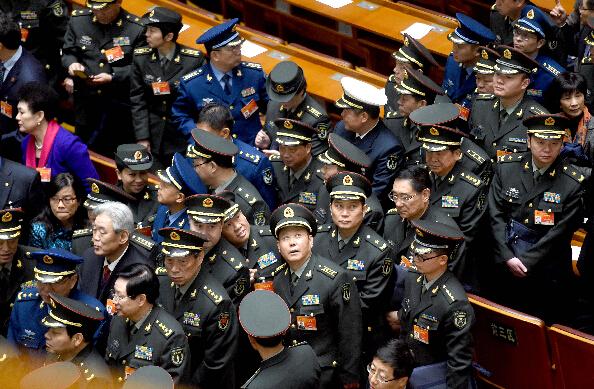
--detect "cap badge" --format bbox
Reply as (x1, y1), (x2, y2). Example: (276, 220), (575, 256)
(503, 49), (512, 60)
(1, 212), (12, 223)
(403, 70), (408, 80)
(170, 231), (180, 241)
(275, 83), (285, 93)
(342, 175), (353, 186)
(232, 24), (237, 32)
(43, 255), (53, 264)
(545, 117), (555, 126)
(429, 127), (440, 136)
(134, 150), (143, 161)
(283, 207), (295, 218)
(203, 198), (214, 208)
(481, 49), (488, 60)
(91, 183), (100, 194)
(404, 36), (409, 46)
(415, 228), (424, 237)
(284, 120), (293, 129)
(149, 9), (155, 17)
(527, 9), (534, 19)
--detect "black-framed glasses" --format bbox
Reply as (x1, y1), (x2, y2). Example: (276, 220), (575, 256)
(366, 363), (397, 384)
(413, 253), (442, 262)
(192, 160), (210, 169)
(49, 196), (77, 205)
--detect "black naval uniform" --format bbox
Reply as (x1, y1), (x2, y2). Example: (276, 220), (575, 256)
(203, 239), (250, 305)
(488, 152), (585, 321)
(157, 267), (238, 389)
(216, 173), (270, 226)
(61, 8), (146, 152)
(130, 45), (205, 165)
(241, 342), (321, 389)
(105, 306), (190, 384)
(0, 246), (35, 335)
(265, 96), (332, 156)
(469, 95), (548, 159)
(70, 344), (113, 389)
(273, 255), (362, 388)
(399, 270), (475, 389)
(269, 155), (326, 211)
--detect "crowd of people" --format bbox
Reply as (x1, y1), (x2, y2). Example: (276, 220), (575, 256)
(0, 0), (593, 388)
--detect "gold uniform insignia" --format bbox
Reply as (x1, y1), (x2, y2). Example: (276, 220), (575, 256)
(284, 207), (295, 218)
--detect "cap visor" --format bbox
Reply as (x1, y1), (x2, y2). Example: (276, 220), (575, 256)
(42, 315), (65, 328)
(125, 161), (153, 171)
(447, 32), (466, 45)
(86, 1), (109, 9)
(266, 85), (296, 103)
(35, 273), (64, 284)
(335, 97), (350, 109)
(421, 143), (449, 152)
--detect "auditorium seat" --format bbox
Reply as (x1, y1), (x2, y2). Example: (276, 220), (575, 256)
(467, 294), (555, 389)
(548, 324), (594, 389)
(288, 43), (354, 69)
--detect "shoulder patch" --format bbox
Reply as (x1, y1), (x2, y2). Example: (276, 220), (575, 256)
(242, 61), (263, 70)
(130, 233), (155, 250)
(562, 165), (586, 183)
(305, 105), (323, 119)
(134, 47), (152, 55)
(180, 48), (203, 57)
(72, 228), (92, 238)
(155, 267), (168, 276)
(387, 208), (398, 215)
(465, 148), (486, 165)
(476, 93), (495, 100)
(365, 234), (389, 251)
(154, 319), (174, 338)
(317, 264), (338, 279)
(125, 14), (144, 27)
(202, 285), (223, 305)
(238, 150), (260, 164)
(71, 9), (92, 17)
(459, 171), (482, 187)
(182, 68), (203, 81)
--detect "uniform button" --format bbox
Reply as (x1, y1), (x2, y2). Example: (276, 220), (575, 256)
(528, 203), (532, 207)
(524, 219), (529, 223)
(101, 49), (105, 54)
(492, 142), (496, 146)
(118, 377), (123, 382)
(162, 101), (166, 105)
(367, 326), (372, 332)
(290, 308), (294, 312)
(291, 324), (296, 329)
(99, 63), (104, 68)
(410, 334), (414, 338)
(82, 46), (86, 50)
(229, 105), (234, 110)
(353, 277), (356, 281)
(97, 90), (102, 94)
(414, 319), (417, 323)
(292, 340), (297, 345)
(122, 361), (126, 365)
(162, 116), (167, 120)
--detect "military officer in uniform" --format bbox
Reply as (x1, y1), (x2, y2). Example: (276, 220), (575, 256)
(488, 114), (585, 323)
(239, 290), (321, 389)
(259, 61), (331, 156)
(314, 172), (395, 361)
(442, 13), (496, 111)
(42, 293), (112, 388)
(270, 204), (362, 389)
(61, 0), (146, 153)
(315, 133), (384, 231)
(197, 103), (277, 210)
(0, 209), (35, 335)
(115, 144), (160, 227)
(8, 249), (105, 358)
(188, 128), (270, 225)
(469, 45), (549, 159)
(397, 219), (475, 389)
(185, 194), (250, 305)
(334, 76), (403, 202)
(472, 46), (500, 96)
(105, 263), (190, 384)
(130, 7), (205, 168)
(384, 33), (440, 118)
(156, 228), (237, 389)
(269, 118), (326, 211)
(172, 18), (268, 146)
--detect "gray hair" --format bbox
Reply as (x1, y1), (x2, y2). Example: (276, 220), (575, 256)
(94, 201), (134, 233)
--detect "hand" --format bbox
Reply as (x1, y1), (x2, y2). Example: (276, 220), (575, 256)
(506, 257), (528, 277)
(549, 0), (568, 26)
(89, 73), (113, 85)
(68, 62), (85, 77)
(262, 149), (280, 158)
(62, 77), (74, 94)
(249, 268), (257, 286)
(254, 129), (271, 149)
(137, 139), (151, 153)
(385, 311), (400, 333)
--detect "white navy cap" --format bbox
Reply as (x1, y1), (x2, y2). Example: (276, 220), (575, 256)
(335, 77), (387, 111)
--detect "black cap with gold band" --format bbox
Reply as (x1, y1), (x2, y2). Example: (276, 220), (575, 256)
(273, 118), (318, 146)
(318, 134), (371, 176)
(410, 219), (464, 256)
(494, 45), (539, 75)
(86, 0), (115, 10)
(42, 292), (104, 331)
(417, 124), (467, 152)
(524, 114), (570, 140)
(115, 144), (153, 171)
(326, 172), (372, 201)
(185, 194), (230, 224)
(392, 33), (439, 71)
(269, 203), (317, 239)
(335, 76), (387, 112)
(266, 61), (306, 103)
(396, 65), (444, 100)
(158, 228), (206, 257)
(474, 46), (500, 75)
(188, 128), (238, 166)
(84, 178), (135, 210)
(0, 208), (23, 240)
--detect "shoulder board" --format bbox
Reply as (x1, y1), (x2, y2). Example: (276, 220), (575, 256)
(130, 234), (155, 250)
(20, 280), (35, 289)
(317, 264), (338, 279)
(289, 341), (308, 348)
(386, 208), (398, 215)
(543, 62), (562, 77)
(317, 224), (333, 233)
(202, 285), (223, 305)
(124, 14), (144, 26)
(220, 250), (244, 271)
(182, 68), (203, 81)
(242, 61), (262, 70)
(582, 57), (593, 64)
(476, 93), (495, 100)
(73, 228), (92, 238)
(305, 105), (323, 119)
(385, 111), (400, 119)
(271, 262), (287, 277)
(440, 284), (458, 304)
(528, 105), (547, 115)
(459, 171), (482, 187)
(71, 9), (91, 17)
(268, 154), (282, 161)
(180, 48), (203, 57)
(16, 287), (39, 302)
(562, 165), (586, 183)
(154, 319), (174, 338)
(365, 234), (388, 251)
(134, 47), (152, 55)
(388, 74), (396, 83)
(465, 148), (486, 165)
(497, 153), (523, 163)
(155, 267), (168, 276)
(235, 187), (258, 205)
(238, 150), (260, 164)
(257, 226), (273, 236)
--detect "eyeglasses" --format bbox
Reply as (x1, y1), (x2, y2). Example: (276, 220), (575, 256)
(512, 29), (536, 41)
(110, 291), (131, 302)
(413, 253), (442, 262)
(49, 196), (77, 205)
(192, 160), (210, 169)
(388, 192), (417, 203)
(367, 363), (397, 384)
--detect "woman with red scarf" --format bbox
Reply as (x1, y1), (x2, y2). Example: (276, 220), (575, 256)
(18, 82), (98, 192)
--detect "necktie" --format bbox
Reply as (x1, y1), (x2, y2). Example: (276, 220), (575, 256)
(221, 74), (231, 95)
(533, 170), (541, 183)
(499, 109), (508, 124)
(101, 265), (111, 290)
(338, 239), (346, 251)
(160, 56), (169, 70)
(174, 288), (183, 310)
(290, 273), (299, 295)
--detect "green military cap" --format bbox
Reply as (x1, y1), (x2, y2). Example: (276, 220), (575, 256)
(84, 178), (135, 210)
(158, 228), (206, 257)
(494, 45), (538, 74)
(396, 65), (444, 100)
(123, 365), (174, 389)
(0, 208), (23, 240)
(410, 219), (464, 256)
(326, 172), (372, 201)
(20, 361), (80, 389)
(141, 7), (182, 27)
(239, 290), (290, 338)
(392, 33), (439, 71)
(318, 133), (371, 176)
(266, 61), (306, 103)
(188, 128), (239, 166)
(273, 118), (318, 146)
(269, 203), (317, 238)
(185, 194), (230, 224)
(42, 292), (104, 332)
(219, 191), (241, 223)
(474, 46), (500, 75)
(417, 124), (467, 152)
(86, 0), (116, 10)
(335, 76), (387, 112)
(115, 144), (154, 171)
(524, 114), (570, 140)
(409, 103), (461, 128)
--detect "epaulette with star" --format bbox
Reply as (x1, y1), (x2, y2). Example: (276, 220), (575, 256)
(220, 250), (244, 271)
(242, 61), (262, 70)
(475, 93), (495, 100)
(270, 262), (287, 277)
(385, 111), (400, 119)
(365, 233), (388, 251)
(440, 284), (458, 304)
(154, 319), (174, 338)
(288, 341), (308, 348)
(305, 105), (323, 119)
(134, 47), (152, 55)
(542, 62), (562, 77)
(130, 233), (155, 250)
(180, 48), (203, 57)
(268, 154), (282, 161)
(317, 263), (338, 279)
(202, 285), (223, 305)
(386, 208), (398, 215)
(465, 148), (487, 165)
(317, 224), (332, 233)
(562, 164), (586, 183)
(124, 14), (144, 26)
(155, 267), (168, 276)
(73, 228), (92, 238)
(182, 68), (203, 82)
(235, 187), (259, 206)
(238, 150), (260, 164)
(497, 153), (523, 163)
(16, 286), (39, 302)
(256, 226), (274, 236)
(459, 171), (482, 187)
(528, 105), (547, 115)
(71, 9), (91, 17)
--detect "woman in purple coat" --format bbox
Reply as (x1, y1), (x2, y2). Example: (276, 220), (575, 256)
(17, 82), (99, 192)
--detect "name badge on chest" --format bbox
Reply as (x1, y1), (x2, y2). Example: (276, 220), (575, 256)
(296, 315), (317, 330)
(413, 324), (429, 344)
(240, 99), (258, 119)
(1, 101), (13, 118)
(152, 82), (171, 95)
(134, 345), (153, 361)
(105, 46), (125, 63)
(534, 210), (554, 225)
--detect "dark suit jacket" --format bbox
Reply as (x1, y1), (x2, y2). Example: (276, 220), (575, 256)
(0, 158), (44, 222)
(78, 243), (152, 304)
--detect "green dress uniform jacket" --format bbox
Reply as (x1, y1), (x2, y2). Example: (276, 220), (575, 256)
(71, 344), (113, 389)
(399, 270), (475, 389)
(218, 173), (270, 226)
(157, 268), (238, 389)
(127, 184), (160, 227)
(203, 238), (250, 306)
(269, 155), (325, 211)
